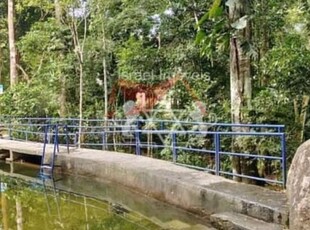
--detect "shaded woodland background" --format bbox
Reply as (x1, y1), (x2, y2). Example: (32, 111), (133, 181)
(0, 0), (310, 178)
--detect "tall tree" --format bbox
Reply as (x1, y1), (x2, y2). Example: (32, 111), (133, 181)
(227, 0), (252, 181)
(54, 0), (67, 117)
(68, 2), (89, 147)
(228, 0), (251, 124)
(8, 0), (17, 86)
(54, 0), (62, 21)
(197, 0), (254, 182)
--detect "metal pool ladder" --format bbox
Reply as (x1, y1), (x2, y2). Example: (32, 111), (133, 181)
(39, 124), (61, 178)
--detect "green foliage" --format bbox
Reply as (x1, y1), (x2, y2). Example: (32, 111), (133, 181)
(262, 34), (310, 95)
(117, 36), (160, 82)
(0, 0), (309, 173)
(0, 82), (58, 117)
(251, 89), (292, 124)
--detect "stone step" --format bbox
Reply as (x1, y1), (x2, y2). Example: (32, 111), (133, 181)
(210, 212), (285, 230)
(205, 182), (288, 225)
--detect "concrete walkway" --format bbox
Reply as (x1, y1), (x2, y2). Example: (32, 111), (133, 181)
(0, 139), (69, 157)
(0, 139), (289, 228)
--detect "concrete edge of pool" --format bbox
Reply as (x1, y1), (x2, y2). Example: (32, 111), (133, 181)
(55, 148), (288, 229)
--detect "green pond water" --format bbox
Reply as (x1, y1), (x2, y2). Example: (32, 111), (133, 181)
(0, 161), (213, 230)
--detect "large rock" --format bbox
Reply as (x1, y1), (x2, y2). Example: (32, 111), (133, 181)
(287, 140), (310, 229)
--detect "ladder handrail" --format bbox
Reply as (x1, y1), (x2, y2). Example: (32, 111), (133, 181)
(40, 124), (68, 177)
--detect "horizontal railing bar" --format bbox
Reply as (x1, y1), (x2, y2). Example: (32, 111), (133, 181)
(66, 125), (133, 129)
(219, 171), (283, 184)
(0, 127), (282, 136)
(175, 163), (216, 173)
(0, 116), (285, 129)
(136, 130), (284, 135)
(81, 143), (136, 147)
(139, 144), (169, 148)
(175, 147), (216, 154)
(218, 132), (283, 136)
(145, 120), (285, 129)
(219, 151), (282, 160)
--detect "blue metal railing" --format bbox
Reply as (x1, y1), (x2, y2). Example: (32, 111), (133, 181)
(0, 117), (287, 187)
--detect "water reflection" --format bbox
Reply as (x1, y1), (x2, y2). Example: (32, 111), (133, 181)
(1, 183), (9, 230)
(41, 177), (62, 226)
(0, 175), (164, 229)
(0, 161), (214, 230)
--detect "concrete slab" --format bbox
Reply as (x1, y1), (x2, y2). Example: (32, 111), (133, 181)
(56, 148), (289, 226)
(0, 139), (69, 156)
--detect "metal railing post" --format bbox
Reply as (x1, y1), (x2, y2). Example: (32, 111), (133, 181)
(281, 132), (287, 188)
(65, 125), (69, 154)
(160, 121), (164, 130)
(74, 132), (79, 148)
(135, 130), (141, 155)
(8, 123), (12, 140)
(135, 120), (141, 155)
(40, 124), (49, 169)
(26, 118), (30, 141)
(55, 124), (59, 153)
(50, 124), (57, 172)
(172, 132), (177, 163)
(215, 133), (220, 176)
(102, 131), (106, 150)
(47, 121), (51, 144)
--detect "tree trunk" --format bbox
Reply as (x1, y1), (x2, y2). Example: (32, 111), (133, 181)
(228, 0), (252, 182)
(102, 25), (108, 135)
(99, 6), (109, 147)
(103, 56), (109, 149)
(59, 72), (66, 117)
(78, 61), (83, 148)
(294, 98), (299, 123)
(8, 0), (18, 87)
(294, 95), (310, 143)
(300, 96), (309, 142)
(0, 48), (3, 84)
(103, 57), (108, 121)
(70, 9), (87, 148)
(54, 0), (62, 21)
(55, 0), (66, 117)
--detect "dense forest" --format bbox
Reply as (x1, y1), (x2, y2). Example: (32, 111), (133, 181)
(0, 0), (309, 169)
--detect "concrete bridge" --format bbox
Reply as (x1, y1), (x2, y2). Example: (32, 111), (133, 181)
(0, 138), (288, 229)
(0, 118), (289, 229)
(0, 139), (69, 160)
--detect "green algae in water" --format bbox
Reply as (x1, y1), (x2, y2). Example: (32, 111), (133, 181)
(0, 176), (163, 230)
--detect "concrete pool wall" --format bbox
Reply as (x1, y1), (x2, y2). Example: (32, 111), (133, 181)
(56, 148), (288, 229)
